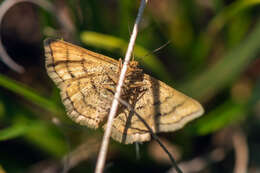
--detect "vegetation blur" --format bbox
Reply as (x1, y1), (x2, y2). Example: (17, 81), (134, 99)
(0, 0), (260, 172)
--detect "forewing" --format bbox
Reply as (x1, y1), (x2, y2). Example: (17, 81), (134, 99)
(44, 38), (118, 88)
(44, 38), (118, 128)
(61, 75), (115, 128)
(109, 74), (204, 144)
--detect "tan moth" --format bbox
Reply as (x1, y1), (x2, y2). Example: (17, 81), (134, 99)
(44, 38), (204, 144)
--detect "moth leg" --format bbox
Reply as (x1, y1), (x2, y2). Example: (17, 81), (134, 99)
(102, 84), (115, 94)
(107, 74), (118, 85)
(118, 58), (123, 73)
(101, 74), (117, 93)
(106, 75), (130, 99)
(116, 58), (138, 78)
(128, 81), (145, 88)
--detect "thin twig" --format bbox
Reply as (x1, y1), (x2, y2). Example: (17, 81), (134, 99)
(0, 0), (54, 73)
(95, 1), (149, 172)
(167, 148), (226, 173)
(232, 129), (248, 173)
(61, 139), (100, 172)
(51, 118), (71, 173)
(117, 97), (183, 173)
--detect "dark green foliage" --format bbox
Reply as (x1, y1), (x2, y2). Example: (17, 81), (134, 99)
(0, 0), (260, 172)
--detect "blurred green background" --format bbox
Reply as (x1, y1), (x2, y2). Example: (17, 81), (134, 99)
(0, 0), (260, 173)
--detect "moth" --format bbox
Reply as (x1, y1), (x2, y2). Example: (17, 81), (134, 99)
(44, 38), (204, 144)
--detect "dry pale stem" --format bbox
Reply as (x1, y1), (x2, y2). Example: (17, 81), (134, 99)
(0, 0), (75, 72)
(0, 0), (54, 73)
(94, 0), (149, 173)
(233, 130), (248, 173)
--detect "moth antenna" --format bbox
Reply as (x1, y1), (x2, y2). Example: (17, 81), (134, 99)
(153, 40), (171, 54)
(142, 40), (171, 59)
(131, 51), (136, 62)
(127, 22), (136, 63)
